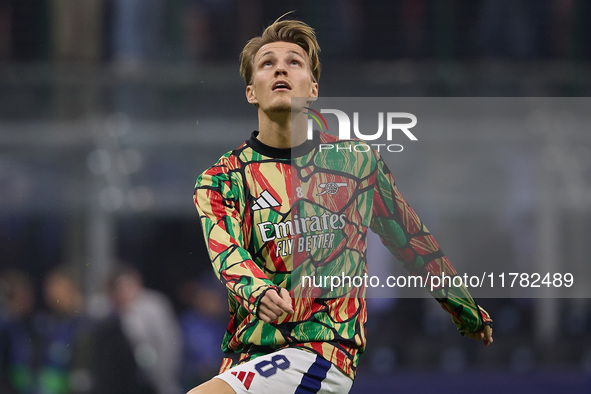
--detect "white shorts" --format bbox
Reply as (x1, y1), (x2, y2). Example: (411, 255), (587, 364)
(215, 348), (353, 394)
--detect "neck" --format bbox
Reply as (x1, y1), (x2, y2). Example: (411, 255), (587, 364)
(256, 110), (308, 148)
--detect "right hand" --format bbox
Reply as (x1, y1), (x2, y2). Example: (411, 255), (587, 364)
(257, 287), (294, 323)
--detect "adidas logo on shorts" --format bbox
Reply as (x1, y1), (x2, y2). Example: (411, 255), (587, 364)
(231, 370), (255, 389)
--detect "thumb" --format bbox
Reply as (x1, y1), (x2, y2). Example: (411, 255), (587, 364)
(278, 288), (294, 314)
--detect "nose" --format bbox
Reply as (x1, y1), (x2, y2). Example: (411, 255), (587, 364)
(275, 64), (287, 76)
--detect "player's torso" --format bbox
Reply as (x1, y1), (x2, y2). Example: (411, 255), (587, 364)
(237, 143), (377, 293)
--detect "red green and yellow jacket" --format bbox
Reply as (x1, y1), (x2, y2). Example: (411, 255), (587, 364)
(193, 131), (492, 379)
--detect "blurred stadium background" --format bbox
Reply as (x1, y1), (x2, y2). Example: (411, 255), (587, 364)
(1, 1), (590, 393)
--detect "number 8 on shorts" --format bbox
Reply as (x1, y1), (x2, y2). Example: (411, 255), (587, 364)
(255, 354), (291, 378)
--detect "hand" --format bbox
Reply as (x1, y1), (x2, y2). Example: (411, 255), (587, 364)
(257, 287), (294, 323)
(463, 325), (493, 346)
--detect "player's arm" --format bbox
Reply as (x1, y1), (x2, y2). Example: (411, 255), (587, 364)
(369, 153), (493, 344)
(194, 163), (292, 321)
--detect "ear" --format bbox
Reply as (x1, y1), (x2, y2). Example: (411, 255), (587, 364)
(311, 82), (318, 97)
(308, 82), (319, 102)
(246, 85), (258, 105)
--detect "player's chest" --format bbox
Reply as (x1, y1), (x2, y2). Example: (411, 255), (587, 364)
(243, 162), (357, 215)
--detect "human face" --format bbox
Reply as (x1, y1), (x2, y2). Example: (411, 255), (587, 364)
(246, 41), (318, 113)
(44, 274), (83, 315)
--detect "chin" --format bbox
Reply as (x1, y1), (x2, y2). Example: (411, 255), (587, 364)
(266, 101), (293, 113)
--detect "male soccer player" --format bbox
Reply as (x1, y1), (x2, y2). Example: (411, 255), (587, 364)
(190, 17), (493, 394)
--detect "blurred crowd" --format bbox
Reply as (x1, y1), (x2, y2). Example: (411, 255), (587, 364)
(2, 261), (589, 394)
(0, 264), (227, 394)
(0, 0), (590, 65)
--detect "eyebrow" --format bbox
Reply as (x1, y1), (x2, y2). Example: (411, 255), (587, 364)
(258, 50), (306, 60)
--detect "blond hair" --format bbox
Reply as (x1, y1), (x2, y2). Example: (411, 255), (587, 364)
(239, 17), (321, 85)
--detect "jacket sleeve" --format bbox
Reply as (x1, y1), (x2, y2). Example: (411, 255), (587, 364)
(194, 160), (277, 317)
(369, 152), (492, 334)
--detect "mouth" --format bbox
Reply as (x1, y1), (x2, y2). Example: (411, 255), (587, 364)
(272, 81), (292, 91)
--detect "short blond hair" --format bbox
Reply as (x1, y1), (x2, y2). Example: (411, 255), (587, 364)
(239, 18), (321, 85)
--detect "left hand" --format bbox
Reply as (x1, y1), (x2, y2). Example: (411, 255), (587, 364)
(463, 325), (493, 346)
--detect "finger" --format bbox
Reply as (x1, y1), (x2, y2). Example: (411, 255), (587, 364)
(258, 304), (278, 323)
(260, 313), (275, 324)
(463, 332), (482, 341)
(483, 326), (493, 346)
(278, 288), (294, 314)
(265, 291), (290, 315)
(260, 296), (285, 318)
(265, 288), (293, 315)
(258, 310), (272, 323)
